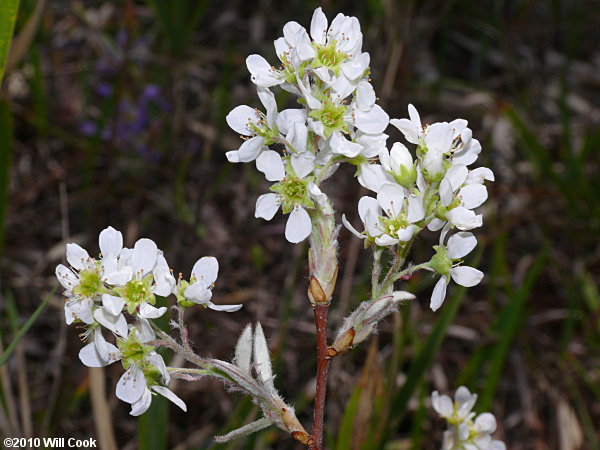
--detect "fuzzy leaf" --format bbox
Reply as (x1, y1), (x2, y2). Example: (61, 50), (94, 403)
(214, 418), (273, 443)
(234, 323), (253, 375)
(253, 322), (275, 394)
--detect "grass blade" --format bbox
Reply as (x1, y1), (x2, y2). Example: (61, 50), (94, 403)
(0, 286), (55, 366)
(0, 0), (20, 85)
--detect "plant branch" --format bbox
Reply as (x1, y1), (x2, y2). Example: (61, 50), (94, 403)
(310, 302), (331, 450)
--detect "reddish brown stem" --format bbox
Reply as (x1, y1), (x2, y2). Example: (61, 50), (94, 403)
(310, 303), (331, 450)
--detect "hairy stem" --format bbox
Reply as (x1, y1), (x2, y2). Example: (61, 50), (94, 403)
(310, 303), (331, 450)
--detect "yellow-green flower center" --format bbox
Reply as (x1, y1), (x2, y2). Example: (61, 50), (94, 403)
(73, 267), (103, 298)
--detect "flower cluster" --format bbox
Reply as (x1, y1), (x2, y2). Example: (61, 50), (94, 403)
(226, 7), (389, 243)
(431, 386), (506, 450)
(55, 226), (241, 415)
(343, 103), (494, 310)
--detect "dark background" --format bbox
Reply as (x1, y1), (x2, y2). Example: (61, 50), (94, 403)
(1, 0), (599, 448)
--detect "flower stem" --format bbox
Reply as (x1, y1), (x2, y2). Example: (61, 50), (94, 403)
(310, 303), (331, 450)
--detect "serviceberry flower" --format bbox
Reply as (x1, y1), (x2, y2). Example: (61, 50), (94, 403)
(432, 386), (506, 450)
(174, 256), (242, 312)
(428, 231), (482, 311)
(342, 184), (425, 247)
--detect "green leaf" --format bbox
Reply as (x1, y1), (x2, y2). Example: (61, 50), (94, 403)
(0, 0), (20, 85)
(0, 285), (54, 366)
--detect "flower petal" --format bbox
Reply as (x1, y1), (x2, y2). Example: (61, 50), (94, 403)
(138, 302), (167, 319)
(99, 227), (123, 258)
(236, 136), (265, 163)
(430, 276), (448, 311)
(116, 365), (146, 404)
(191, 256), (219, 285)
(56, 264), (77, 290)
(450, 266), (483, 287)
(246, 54), (282, 87)
(459, 184), (488, 209)
(102, 294), (125, 316)
(447, 232), (477, 259)
(132, 238), (158, 276)
(310, 7), (328, 45)
(353, 104), (389, 134)
(184, 282), (213, 304)
(79, 341), (120, 367)
(66, 243), (90, 271)
(207, 302), (243, 312)
(255, 193), (281, 220)
(377, 183), (405, 218)
(256, 150), (285, 181)
(342, 214), (364, 239)
(226, 105), (260, 136)
(285, 206), (311, 243)
(291, 151), (314, 178)
(152, 385), (187, 412)
(407, 195), (425, 223)
(94, 308), (128, 337)
(129, 388), (152, 416)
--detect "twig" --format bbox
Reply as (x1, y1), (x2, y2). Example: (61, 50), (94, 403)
(310, 303), (331, 450)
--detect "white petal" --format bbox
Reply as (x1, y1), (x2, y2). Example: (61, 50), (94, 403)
(439, 178), (454, 207)
(246, 54), (282, 87)
(353, 105), (389, 134)
(422, 149), (444, 178)
(104, 267), (133, 285)
(459, 184), (488, 209)
(291, 151), (314, 178)
(455, 386), (477, 419)
(79, 341), (120, 367)
(446, 207), (483, 230)
(94, 308), (128, 337)
(447, 232), (477, 259)
(375, 234), (399, 246)
(358, 196), (381, 224)
(466, 167), (495, 184)
(430, 276), (448, 311)
(330, 131), (362, 157)
(138, 302), (167, 319)
(147, 353), (169, 383)
(116, 365), (146, 404)
(444, 164), (468, 191)
(425, 122), (453, 153)
(276, 109), (307, 135)
(310, 7), (328, 45)
(342, 52), (370, 82)
(257, 87), (277, 128)
(191, 256), (219, 285)
(396, 225), (416, 242)
(474, 413), (497, 433)
(389, 142), (413, 172)
(256, 150), (285, 181)
(287, 121), (308, 153)
(450, 266), (483, 287)
(184, 282), (213, 304)
(255, 193), (281, 220)
(94, 327), (109, 360)
(66, 243), (90, 271)
(152, 385), (187, 412)
(432, 391), (454, 418)
(99, 227), (123, 258)
(357, 163), (394, 193)
(56, 264), (77, 290)
(389, 118), (419, 144)
(377, 184), (405, 218)
(207, 302), (243, 312)
(236, 136), (265, 163)
(427, 218), (447, 232)
(78, 298), (95, 324)
(129, 388), (152, 416)
(132, 238), (158, 276)
(294, 27), (316, 61)
(356, 80), (377, 111)
(136, 317), (156, 343)
(102, 294), (125, 316)
(285, 206), (312, 243)
(342, 214), (364, 239)
(452, 138), (481, 166)
(226, 105), (260, 136)
(407, 195), (425, 223)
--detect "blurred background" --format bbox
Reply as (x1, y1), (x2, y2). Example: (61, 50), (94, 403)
(0, 0), (599, 449)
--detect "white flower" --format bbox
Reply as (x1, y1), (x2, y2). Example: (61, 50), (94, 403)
(379, 142), (417, 188)
(56, 227), (126, 325)
(226, 86), (278, 163)
(342, 184), (424, 246)
(432, 386), (506, 450)
(254, 151), (314, 243)
(174, 256), (242, 312)
(428, 232), (483, 311)
(79, 327), (186, 416)
(95, 238), (174, 336)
